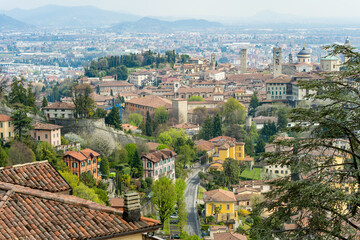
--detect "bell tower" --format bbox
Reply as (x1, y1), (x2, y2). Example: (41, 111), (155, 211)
(211, 53), (216, 70)
(240, 49), (247, 73)
(273, 46), (282, 77)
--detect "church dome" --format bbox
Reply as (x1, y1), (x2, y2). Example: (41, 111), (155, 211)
(297, 46), (311, 58)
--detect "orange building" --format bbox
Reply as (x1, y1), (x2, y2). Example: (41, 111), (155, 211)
(126, 95), (172, 117)
(63, 148), (101, 180)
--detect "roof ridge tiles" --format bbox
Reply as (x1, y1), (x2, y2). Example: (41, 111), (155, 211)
(0, 160), (49, 170)
(0, 182), (122, 216)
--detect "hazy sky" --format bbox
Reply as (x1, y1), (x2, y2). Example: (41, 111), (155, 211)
(1, 0), (359, 19)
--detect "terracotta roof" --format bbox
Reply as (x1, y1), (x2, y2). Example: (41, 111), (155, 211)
(0, 182), (161, 240)
(98, 80), (133, 87)
(195, 140), (215, 152)
(0, 114), (12, 122)
(214, 232), (248, 240)
(64, 148), (100, 161)
(141, 149), (177, 163)
(235, 187), (261, 194)
(43, 101), (75, 110)
(178, 87), (214, 94)
(0, 161), (71, 193)
(33, 122), (63, 130)
(203, 189), (236, 202)
(209, 136), (236, 143)
(266, 76), (291, 84)
(127, 95), (172, 109)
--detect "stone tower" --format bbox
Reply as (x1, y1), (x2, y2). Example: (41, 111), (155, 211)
(240, 49), (247, 73)
(172, 99), (188, 124)
(211, 53), (216, 70)
(273, 47), (282, 78)
(289, 53), (293, 64)
(344, 37), (351, 63)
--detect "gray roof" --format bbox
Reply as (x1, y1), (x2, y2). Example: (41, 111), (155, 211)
(297, 47), (311, 57)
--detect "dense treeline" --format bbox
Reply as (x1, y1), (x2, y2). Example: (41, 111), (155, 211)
(84, 50), (190, 80)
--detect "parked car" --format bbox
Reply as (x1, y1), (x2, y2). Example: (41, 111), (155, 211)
(171, 234), (180, 239)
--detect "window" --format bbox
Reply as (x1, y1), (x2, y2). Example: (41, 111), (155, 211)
(1, 133), (4, 138)
(45, 134), (48, 139)
(81, 162), (85, 167)
(57, 133), (59, 137)
(168, 166), (170, 171)
(164, 168), (166, 172)
(0, 123), (2, 128)
(74, 172), (78, 176)
(8, 122), (10, 127)
(93, 158), (97, 164)
(226, 204), (230, 210)
(87, 170), (91, 175)
(72, 162), (77, 168)
(155, 170), (158, 176)
(275, 170), (279, 174)
(88, 160), (91, 165)
(8, 132), (11, 137)
(93, 168), (96, 174)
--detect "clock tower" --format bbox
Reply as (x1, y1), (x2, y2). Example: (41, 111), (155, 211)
(273, 47), (282, 77)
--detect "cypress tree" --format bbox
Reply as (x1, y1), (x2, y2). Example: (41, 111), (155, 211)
(213, 113), (222, 138)
(99, 157), (110, 179)
(105, 107), (121, 128)
(198, 116), (213, 140)
(41, 96), (48, 108)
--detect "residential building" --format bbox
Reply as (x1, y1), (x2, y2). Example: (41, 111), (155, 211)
(203, 189), (238, 229)
(206, 70), (226, 81)
(31, 122), (62, 147)
(0, 114), (14, 140)
(141, 149), (176, 181)
(264, 136), (293, 177)
(210, 136), (252, 164)
(43, 101), (76, 120)
(97, 81), (136, 96)
(63, 148), (101, 180)
(126, 95), (172, 117)
(172, 122), (200, 137)
(265, 76), (291, 101)
(129, 71), (149, 86)
(195, 139), (216, 157)
(252, 116), (278, 130)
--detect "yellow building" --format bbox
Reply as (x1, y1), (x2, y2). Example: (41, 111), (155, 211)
(203, 189), (238, 229)
(210, 136), (246, 163)
(0, 114), (14, 140)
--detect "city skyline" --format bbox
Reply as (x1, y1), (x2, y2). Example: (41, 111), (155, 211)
(2, 0), (360, 21)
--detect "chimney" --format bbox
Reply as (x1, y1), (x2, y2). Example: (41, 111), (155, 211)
(123, 192), (141, 222)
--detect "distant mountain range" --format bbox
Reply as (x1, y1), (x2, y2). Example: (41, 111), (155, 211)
(113, 17), (223, 32)
(0, 14), (28, 31)
(2, 5), (140, 27)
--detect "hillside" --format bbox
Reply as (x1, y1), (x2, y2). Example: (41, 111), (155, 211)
(0, 14), (28, 30)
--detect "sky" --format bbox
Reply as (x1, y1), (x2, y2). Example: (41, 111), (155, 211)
(1, 0), (360, 20)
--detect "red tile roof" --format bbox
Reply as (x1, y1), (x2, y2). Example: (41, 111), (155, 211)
(127, 95), (172, 109)
(0, 114), (12, 122)
(203, 189), (236, 202)
(43, 101), (75, 110)
(141, 149), (177, 163)
(0, 182), (161, 239)
(0, 161), (71, 193)
(214, 232), (248, 240)
(64, 148), (100, 161)
(33, 122), (63, 130)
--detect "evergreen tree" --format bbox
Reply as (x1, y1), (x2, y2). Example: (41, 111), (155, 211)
(255, 138), (265, 155)
(110, 89), (113, 96)
(41, 96), (48, 108)
(115, 170), (122, 195)
(244, 136), (254, 156)
(99, 157), (110, 179)
(105, 107), (121, 129)
(249, 92), (260, 116)
(145, 111), (153, 136)
(132, 150), (143, 178)
(277, 109), (288, 130)
(11, 104), (32, 139)
(213, 113), (222, 138)
(26, 83), (36, 110)
(96, 85), (100, 94)
(8, 77), (27, 105)
(198, 116), (213, 140)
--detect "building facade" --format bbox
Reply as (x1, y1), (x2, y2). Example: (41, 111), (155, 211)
(31, 122), (62, 147)
(63, 148), (101, 180)
(141, 149), (176, 181)
(43, 102), (76, 120)
(0, 114), (14, 140)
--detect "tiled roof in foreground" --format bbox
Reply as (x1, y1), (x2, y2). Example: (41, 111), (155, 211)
(0, 182), (161, 240)
(0, 161), (71, 193)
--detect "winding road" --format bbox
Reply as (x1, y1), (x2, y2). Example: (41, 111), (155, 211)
(185, 171), (201, 236)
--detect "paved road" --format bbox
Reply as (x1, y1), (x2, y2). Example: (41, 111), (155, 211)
(185, 171), (201, 236)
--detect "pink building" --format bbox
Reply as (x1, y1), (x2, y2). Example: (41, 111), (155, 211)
(31, 122), (62, 147)
(141, 149), (176, 181)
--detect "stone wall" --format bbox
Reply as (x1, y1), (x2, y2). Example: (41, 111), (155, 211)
(54, 118), (146, 146)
